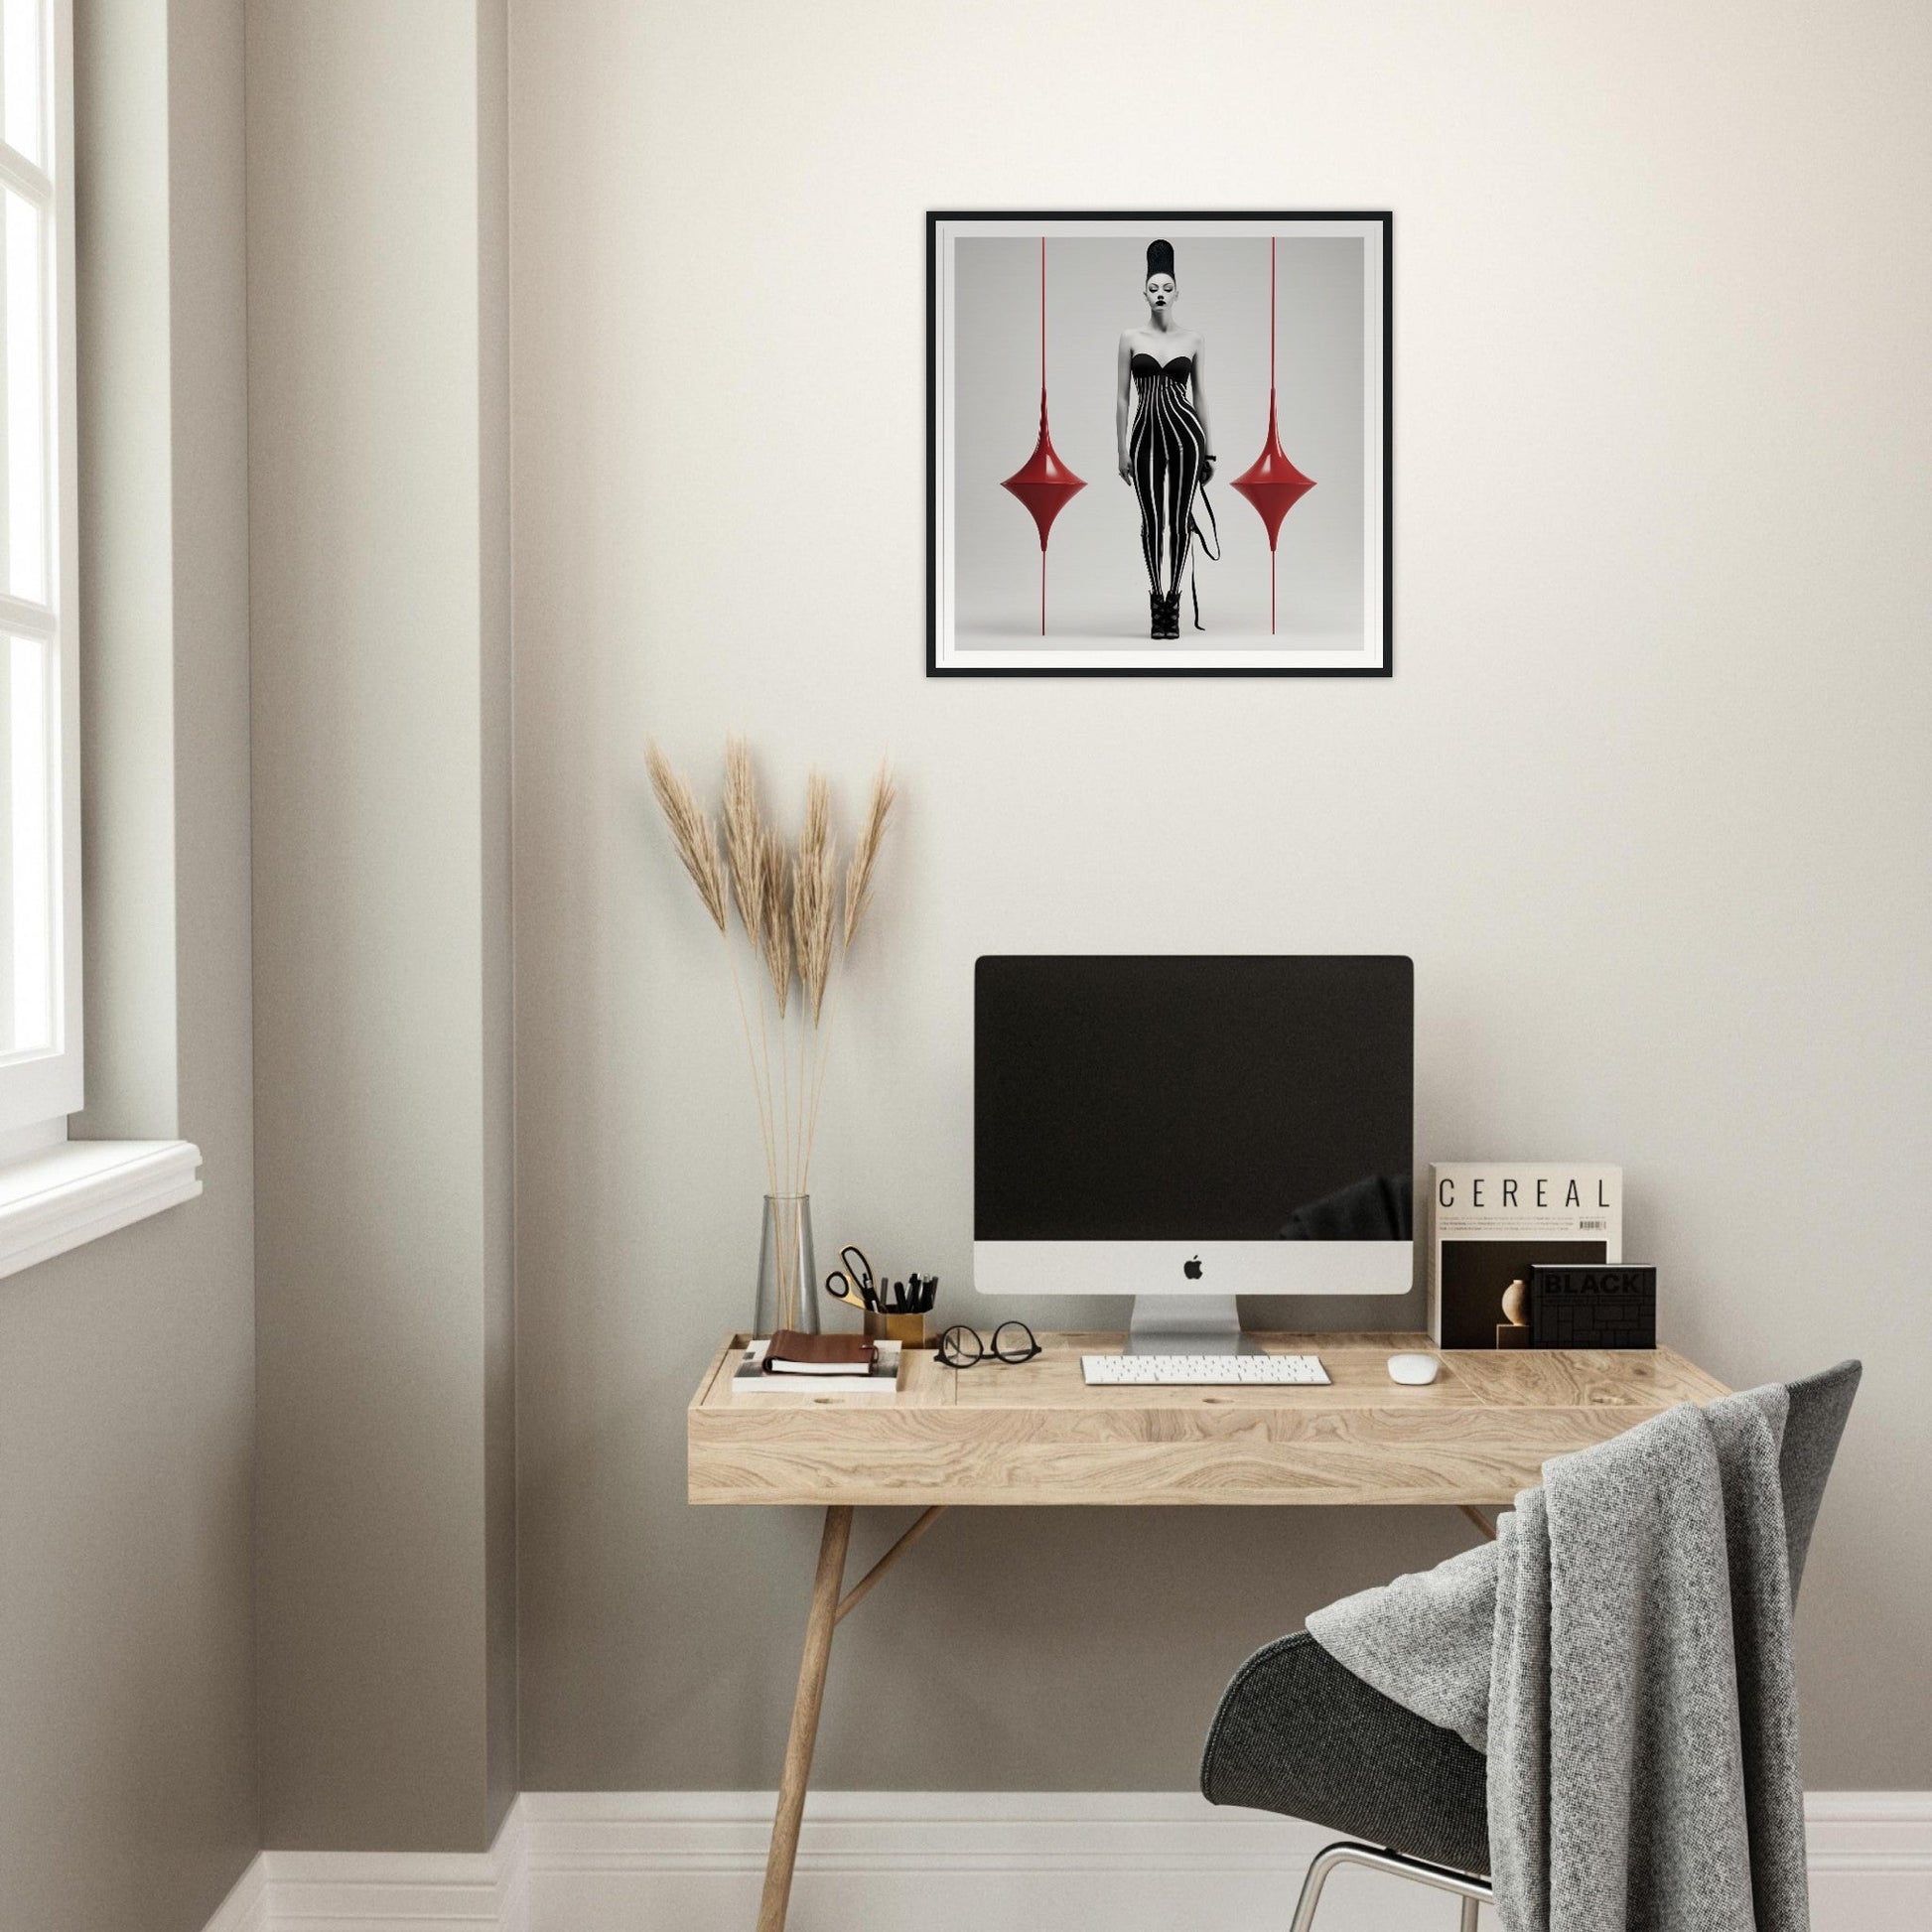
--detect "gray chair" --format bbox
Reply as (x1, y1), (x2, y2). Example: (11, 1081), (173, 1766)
(1200, 1361), (1861, 1930)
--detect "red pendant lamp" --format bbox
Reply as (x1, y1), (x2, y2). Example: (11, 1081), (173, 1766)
(1001, 238), (1086, 635)
(1231, 238), (1316, 634)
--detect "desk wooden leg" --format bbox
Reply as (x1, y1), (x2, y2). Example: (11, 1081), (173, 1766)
(837, 1505), (945, 1624)
(758, 1504), (853, 1932)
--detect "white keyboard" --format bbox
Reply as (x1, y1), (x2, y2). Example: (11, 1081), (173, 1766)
(1081, 1352), (1329, 1387)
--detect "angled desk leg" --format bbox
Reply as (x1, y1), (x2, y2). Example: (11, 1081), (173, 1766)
(758, 1505), (852, 1932)
(757, 1504), (948, 1932)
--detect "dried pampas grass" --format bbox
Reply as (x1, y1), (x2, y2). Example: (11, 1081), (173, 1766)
(758, 826), (793, 1018)
(722, 738), (766, 947)
(843, 761), (897, 948)
(645, 738), (897, 1204)
(645, 743), (728, 935)
(792, 774), (836, 1025)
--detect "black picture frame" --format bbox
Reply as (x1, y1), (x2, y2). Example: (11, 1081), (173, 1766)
(926, 209), (1393, 679)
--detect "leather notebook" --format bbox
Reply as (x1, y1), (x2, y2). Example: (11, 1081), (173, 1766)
(763, 1330), (878, 1375)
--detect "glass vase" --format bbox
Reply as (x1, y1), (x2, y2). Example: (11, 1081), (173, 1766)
(754, 1193), (818, 1338)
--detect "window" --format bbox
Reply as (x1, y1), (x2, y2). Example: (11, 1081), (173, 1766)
(0, 0), (76, 1147)
(0, 0), (200, 1273)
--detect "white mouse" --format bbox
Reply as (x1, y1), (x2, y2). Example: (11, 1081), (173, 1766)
(1387, 1352), (1442, 1386)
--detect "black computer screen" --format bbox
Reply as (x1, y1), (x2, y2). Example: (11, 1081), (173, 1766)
(974, 956), (1414, 1241)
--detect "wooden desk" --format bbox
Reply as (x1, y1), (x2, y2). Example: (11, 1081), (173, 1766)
(687, 1331), (1728, 1930)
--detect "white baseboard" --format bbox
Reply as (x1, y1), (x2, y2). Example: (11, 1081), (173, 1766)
(202, 1853), (267, 1932)
(207, 1809), (527, 1932)
(1804, 1791), (1932, 1930)
(203, 1790), (1932, 1932)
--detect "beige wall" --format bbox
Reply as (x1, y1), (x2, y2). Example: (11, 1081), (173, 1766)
(510, 0), (1932, 1795)
(248, 0), (515, 1854)
(0, 0), (259, 1927)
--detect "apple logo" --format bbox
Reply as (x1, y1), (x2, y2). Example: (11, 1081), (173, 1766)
(1183, 1255), (1203, 1280)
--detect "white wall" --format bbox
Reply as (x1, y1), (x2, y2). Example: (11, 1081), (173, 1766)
(510, 0), (1932, 1793)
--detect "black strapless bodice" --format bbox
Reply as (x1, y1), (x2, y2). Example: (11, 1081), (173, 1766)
(1130, 351), (1193, 381)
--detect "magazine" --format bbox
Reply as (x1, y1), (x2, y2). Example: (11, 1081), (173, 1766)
(1428, 1164), (1621, 1349)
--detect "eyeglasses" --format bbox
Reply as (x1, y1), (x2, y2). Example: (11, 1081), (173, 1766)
(936, 1320), (1040, 1368)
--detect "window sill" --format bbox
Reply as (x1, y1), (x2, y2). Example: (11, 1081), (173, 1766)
(0, 1139), (203, 1282)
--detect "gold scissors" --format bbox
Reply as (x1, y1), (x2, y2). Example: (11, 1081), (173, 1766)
(824, 1244), (879, 1312)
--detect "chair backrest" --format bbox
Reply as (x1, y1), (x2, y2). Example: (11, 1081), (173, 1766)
(1779, 1359), (1861, 1602)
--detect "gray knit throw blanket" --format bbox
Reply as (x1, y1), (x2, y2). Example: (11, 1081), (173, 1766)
(1307, 1387), (1809, 1932)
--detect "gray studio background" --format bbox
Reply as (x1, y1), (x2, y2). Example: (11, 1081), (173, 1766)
(952, 232), (1366, 648)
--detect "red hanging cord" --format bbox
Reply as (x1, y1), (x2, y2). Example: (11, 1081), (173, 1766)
(1231, 233), (1315, 637)
(1000, 235), (1086, 637)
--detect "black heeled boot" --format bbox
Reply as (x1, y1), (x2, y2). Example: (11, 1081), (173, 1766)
(1150, 593), (1165, 640)
(1158, 592), (1180, 640)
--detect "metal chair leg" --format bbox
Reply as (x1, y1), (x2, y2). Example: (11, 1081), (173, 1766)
(1288, 1841), (1493, 1932)
(1286, 1843), (1350, 1932)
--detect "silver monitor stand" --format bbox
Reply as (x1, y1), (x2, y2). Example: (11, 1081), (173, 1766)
(1124, 1293), (1260, 1356)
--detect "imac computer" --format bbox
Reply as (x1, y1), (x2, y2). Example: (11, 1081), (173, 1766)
(973, 955), (1414, 1354)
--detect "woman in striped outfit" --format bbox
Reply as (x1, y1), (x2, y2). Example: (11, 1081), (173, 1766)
(1117, 237), (1217, 640)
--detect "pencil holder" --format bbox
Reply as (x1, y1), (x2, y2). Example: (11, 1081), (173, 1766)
(866, 1309), (928, 1348)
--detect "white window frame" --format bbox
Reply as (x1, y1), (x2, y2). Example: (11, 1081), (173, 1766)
(0, 0), (201, 1277)
(0, 0), (79, 1143)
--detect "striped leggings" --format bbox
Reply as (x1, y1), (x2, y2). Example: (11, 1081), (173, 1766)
(1130, 370), (1209, 600)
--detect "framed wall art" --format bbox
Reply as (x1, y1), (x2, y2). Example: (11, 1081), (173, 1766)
(926, 210), (1391, 677)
